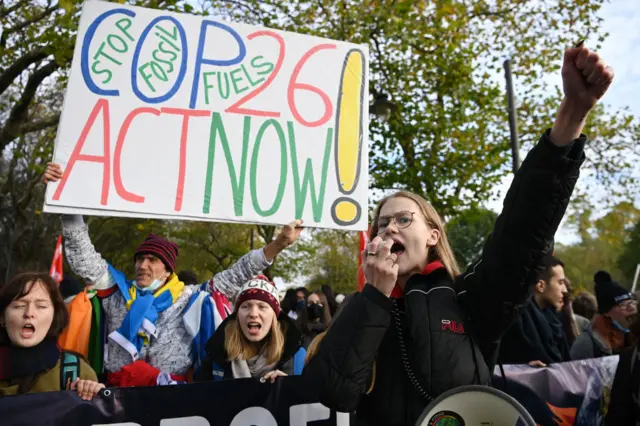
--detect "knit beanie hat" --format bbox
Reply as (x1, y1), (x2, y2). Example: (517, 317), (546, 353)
(594, 270), (632, 314)
(134, 233), (179, 272)
(235, 275), (281, 316)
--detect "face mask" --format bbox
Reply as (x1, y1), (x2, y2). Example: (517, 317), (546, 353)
(134, 278), (165, 293)
(307, 304), (323, 321)
(296, 300), (306, 310)
(612, 319), (630, 333)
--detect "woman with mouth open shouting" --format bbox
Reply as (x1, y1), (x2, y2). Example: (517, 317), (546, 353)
(195, 275), (305, 383)
(0, 272), (103, 400)
(303, 44), (615, 425)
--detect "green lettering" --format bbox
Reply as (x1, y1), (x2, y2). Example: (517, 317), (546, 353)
(251, 55), (274, 76)
(106, 34), (128, 53)
(241, 64), (263, 87)
(203, 72), (216, 105)
(150, 61), (168, 82)
(230, 68), (248, 94)
(287, 122), (332, 222)
(91, 60), (112, 84)
(152, 48), (174, 74)
(203, 113), (251, 215)
(217, 72), (230, 100)
(115, 18), (135, 42)
(138, 62), (156, 92)
(251, 120), (287, 217)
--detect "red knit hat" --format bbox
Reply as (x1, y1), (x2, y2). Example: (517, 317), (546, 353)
(235, 275), (281, 316)
(134, 233), (179, 272)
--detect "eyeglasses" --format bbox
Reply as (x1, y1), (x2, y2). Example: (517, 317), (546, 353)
(377, 211), (415, 234)
(617, 300), (638, 311)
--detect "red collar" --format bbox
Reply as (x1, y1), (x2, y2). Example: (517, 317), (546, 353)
(390, 260), (445, 298)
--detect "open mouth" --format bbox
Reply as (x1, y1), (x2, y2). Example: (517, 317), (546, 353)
(247, 322), (262, 335)
(21, 324), (35, 338)
(391, 242), (405, 256)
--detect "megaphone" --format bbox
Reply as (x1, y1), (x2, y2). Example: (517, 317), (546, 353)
(416, 385), (536, 426)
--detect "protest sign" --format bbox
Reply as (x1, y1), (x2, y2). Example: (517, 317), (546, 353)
(0, 377), (351, 426)
(44, 0), (369, 231)
(493, 356), (619, 426)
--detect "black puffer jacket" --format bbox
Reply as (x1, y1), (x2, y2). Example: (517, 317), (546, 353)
(195, 313), (303, 381)
(302, 131), (585, 426)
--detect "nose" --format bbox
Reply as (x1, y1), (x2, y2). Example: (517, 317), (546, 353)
(384, 220), (399, 235)
(23, 304), (36, 318)
(248, 306), (259, 318)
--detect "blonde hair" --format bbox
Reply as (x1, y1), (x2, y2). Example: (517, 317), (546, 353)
(370, 191), (461, 279)
(224, 314), (285, 365)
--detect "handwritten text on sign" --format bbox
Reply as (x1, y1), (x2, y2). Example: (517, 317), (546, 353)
(45, 1), (368, 230)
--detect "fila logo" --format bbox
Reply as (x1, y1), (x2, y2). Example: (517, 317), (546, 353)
(441, 319), (465, 333)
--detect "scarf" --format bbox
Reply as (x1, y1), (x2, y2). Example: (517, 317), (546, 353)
(230, 346), (277, 379)
(390, 260), (445, 298)
(183, 283), (232, 374)
(88, 292), (104, 373)
(107, 264), (184, 360)
(0, 338), (60, 381)
(592, 314), (627, 354)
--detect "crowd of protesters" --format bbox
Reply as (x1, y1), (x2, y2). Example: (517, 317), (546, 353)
(2, 43), (639, 426)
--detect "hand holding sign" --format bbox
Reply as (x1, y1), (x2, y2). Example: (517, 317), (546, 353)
(264, 220), (303, 261)
(43, 163), (63, 184)
(44, 2), (369, 231)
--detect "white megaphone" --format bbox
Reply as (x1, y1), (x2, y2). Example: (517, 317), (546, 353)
(416, 385), (536, 426)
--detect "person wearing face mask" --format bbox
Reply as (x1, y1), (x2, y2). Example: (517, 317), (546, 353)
(300, 292), (332, 349)
(0, 272), (103, 400)
(303, 45), (613, 426)
(195, 276), (306, 383)
(570, 271), (637, 360)
(43, 164), (303, 387)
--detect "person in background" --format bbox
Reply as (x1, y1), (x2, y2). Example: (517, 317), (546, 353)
(321, 285), (339, 317)
(499, 255), (571, 367)
(571, 271), (637, 360)
(559, 277), (580, 346)
(281, 289), (299, 320)
(304, 42), (613, 425)
(0, 272), (103, 400)
(177, 271), (199, 286)
(296, 287), (309, 306)
(195, 276), (306, 382)
(572, 290), (598, 332)
(45, 163), (303, 387)
(59, 277), (85, 305)
(300, 292), (332, 349)
(605, 314), (640, 425)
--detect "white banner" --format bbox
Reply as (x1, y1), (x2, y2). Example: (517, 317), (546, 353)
(45, 0), (369, 230)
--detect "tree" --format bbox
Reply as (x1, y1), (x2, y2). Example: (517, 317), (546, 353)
(619, 221), (640, 285)
(555, 202), (640, 290)
(293, 229), (360, 295)
(208, 0), (637, 218)
(446, 207), (497, 269)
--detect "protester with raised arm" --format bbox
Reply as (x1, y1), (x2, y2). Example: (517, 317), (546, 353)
(303, 44), (614, 425)
(45, 163), (302, 386)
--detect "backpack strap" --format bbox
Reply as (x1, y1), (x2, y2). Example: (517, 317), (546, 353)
(60, 352), (80, 390)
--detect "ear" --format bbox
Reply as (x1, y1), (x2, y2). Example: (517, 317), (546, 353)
(426, 229), (440, 247)
(535, 279), (546, 294)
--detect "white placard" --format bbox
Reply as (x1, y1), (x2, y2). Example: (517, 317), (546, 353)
(45, 1), (369, 230)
